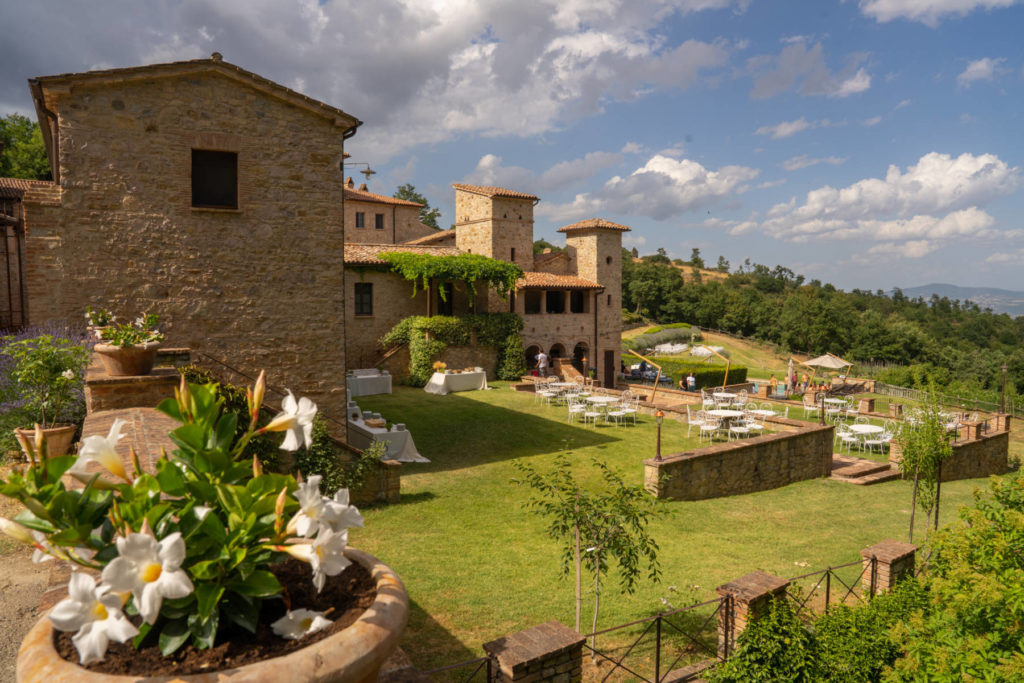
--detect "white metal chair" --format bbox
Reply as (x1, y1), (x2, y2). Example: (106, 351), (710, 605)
(567, 396), (586, 423)
(744, 410), (765, 436)
(835, 424), (859, 453)
(728, 418), (751, 441)
(803, 395), (819, 419)
(699, 417), (720, 443)
(619, 395), (639, 425)
(686, 405), (704, 437)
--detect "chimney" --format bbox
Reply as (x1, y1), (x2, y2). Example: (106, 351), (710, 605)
(345, 177), (354, 189)
(358, 183), (367, 191)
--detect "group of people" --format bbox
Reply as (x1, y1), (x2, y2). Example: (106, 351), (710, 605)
(765, 372), (820, 394)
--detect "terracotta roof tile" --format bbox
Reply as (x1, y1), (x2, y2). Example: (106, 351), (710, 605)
(344, 243), (461, 265)
(451, 183), (539, 201)
(344, 187), (423, 208)
(557, 218), (631, 233)
(403, 231), (455, 246)
(0, 177), (54, 200)
(516, 272), (602, 290)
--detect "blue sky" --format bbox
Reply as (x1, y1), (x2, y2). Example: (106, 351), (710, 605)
(2, 0), (1022, 290)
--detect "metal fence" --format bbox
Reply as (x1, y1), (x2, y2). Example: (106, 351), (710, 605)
(874, 382), (1021, 418)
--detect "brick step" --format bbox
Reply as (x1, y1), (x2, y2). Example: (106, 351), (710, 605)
(831, 459), (892, 479)
(843, 469), (902, 486)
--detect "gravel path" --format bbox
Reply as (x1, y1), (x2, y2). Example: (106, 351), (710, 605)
(0, 547), (49, 682)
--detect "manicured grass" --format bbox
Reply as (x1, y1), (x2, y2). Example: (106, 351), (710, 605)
(350, 383), (1011, 674)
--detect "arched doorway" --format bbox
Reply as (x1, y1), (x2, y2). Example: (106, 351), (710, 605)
(549, 343), (566, 360)
(524, 345), (541, 371)
(572, 342), (588, 374)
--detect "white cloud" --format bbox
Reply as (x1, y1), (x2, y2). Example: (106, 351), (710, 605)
(622, 234), (647, 249)
(758, 179), (787, 189)
(859, 0), (1021, 28)
(745, 40), (872, 99)
(463, 149), (623, 193)
(986, 247), (1024, 263)
(621, 141), (643, 154)
(755, 117), (813, 139)
(957, 57), (1007, 87)
(865, 240), (940, 259)
(539, 153), (759, 222)
(743, 152), (1020, 256)
(781, 155), (847, 171)
(862, 116), (883, 126)
(895, 98), (912, 109)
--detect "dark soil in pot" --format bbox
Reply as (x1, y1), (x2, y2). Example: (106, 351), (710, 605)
(54, 559), (376, 677)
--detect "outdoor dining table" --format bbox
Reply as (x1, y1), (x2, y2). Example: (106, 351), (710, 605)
(424, 370), (488, 395)
(713, 392), (737, 400)
(347, 418), (429, 463)
(586, 395), (620, 406)
(848, 424), (883, 435)
(823, 398), (848, 405)
(748, 409), (775, 418)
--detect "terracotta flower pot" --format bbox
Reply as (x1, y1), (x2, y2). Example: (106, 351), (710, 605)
(16, 548), (408, 683)
(93, 342), (161, 377)
(14, 424), (77, 459)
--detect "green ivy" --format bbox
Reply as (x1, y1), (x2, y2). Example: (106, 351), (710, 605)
(378, 252), (523, 300)
(381, 313), (525, 386)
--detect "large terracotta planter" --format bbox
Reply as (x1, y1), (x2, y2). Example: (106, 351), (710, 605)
(94, 342), (160, 377)
(16, 548), (408, 683)
(14, 424), (77, 458)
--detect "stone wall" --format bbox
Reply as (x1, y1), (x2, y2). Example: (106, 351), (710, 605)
(439, 345), (498, 378)
(565, 230), (623, 387)
(644, 423), (834, 500)
(24, 70), (350, 418)
(889, 429), (1011, 482)
(344, 197), (432, 244)
(522, 309), (597, 368)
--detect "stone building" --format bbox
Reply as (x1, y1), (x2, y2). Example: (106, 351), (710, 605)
(7, 54), (360, 418)
(345, 183), (628, 387)
(343, 177), (437, 245)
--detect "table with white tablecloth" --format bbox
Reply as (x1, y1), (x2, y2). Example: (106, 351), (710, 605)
(347, 371), (392, 397)
(347, 418), (429, 463)
(423, 371), (488, 395)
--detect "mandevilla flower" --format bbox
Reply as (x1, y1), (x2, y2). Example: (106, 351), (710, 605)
(276, 528), (350, 593)
(101, 531), (194, 624)
(68, 418), (130, 484)
(266, 390), (317, 451)
(286, 477), (363, 538)
(61, 369), (75, 380)
(271, 608), (333, 640)
(50, 572), (138, 665)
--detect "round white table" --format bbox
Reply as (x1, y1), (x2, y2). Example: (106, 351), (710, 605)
(849, 424), (883, 435)
(748, 409), (775, 418)
(586, 396), (620, 406)
(713, 392), (737, 400)
(823, 398), (848, 405)
(708, 409), (744, 419)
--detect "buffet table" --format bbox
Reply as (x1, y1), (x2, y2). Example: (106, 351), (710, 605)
(424, 370), (488, 395)
(347, 418), (429, 463)
(347, 369), (392, 398)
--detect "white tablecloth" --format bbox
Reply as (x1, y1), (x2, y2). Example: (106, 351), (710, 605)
(347, 373), (392, 397)
(424, 371), (488, 395)
(347, 419), (429, 463)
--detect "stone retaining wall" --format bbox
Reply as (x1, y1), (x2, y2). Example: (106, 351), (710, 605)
(644, 422), (834, 500)
(889, 428), (1011, 482)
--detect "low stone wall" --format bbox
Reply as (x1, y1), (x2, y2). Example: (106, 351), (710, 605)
(351, 459), (402, 506)
(644, 422), (834, 500)
(84, 356), (179, 413)
(439, 345), (498, 378)
(889, 429), (1011, 482)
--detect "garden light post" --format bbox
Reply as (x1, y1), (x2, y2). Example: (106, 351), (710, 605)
(818, 391), (825, 426)
(655, 410), (664, 461)
(1001, 363), (1007, 414)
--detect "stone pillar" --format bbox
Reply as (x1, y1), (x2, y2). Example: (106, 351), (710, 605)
(716, 571), (789, 658)
(860, 540), (917, 596)
(959, 421), (982, 441)
(483, 621), (584, 683)
(858, 398), (875, 413)
(756, 384), (769, 399)
(994, 413), (1012, 432)
(888, 403), (904, 418)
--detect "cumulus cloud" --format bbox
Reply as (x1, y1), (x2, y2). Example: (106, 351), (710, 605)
(463, 149), (623, 193)
(744, 40), (872, 99)
(986, 247), (1024, 263)
(859, 0), (1021, 27)
(780, 155), (847, 171)
(539, 153), (759, 222)
(957, 57), (1007, 87)
(737, 152), (1020, 259)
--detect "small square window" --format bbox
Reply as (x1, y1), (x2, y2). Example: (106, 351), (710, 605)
(355, 212), (365, 228)
(355, 282), (373, 316)
(191, 150), (237, 209)
(375, 213), (385, 230)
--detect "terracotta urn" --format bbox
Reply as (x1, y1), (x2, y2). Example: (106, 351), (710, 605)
(13, 424), (77, 459)
(93, 342), (161, 377)
(17, 548), (408, 683)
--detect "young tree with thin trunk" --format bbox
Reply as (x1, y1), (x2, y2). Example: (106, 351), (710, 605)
(895, 395), (953, 543)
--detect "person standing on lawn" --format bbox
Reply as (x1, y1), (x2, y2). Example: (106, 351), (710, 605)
(536, 350), (549, 377)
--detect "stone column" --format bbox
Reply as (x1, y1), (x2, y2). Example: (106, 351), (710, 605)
(716, 571), (790, 658)
(994, 413), (1012, 432)
(888, 403), (904, 418)
(483, 620), (584, 683)
(858, 398), (875, 413)
(860, 540), (917, 596)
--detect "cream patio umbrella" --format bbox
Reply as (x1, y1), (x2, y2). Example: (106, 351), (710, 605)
(802, 353), (853, 385)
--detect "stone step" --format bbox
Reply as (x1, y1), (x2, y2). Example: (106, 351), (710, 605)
(830, 455), (891, 479)
(845, 469), (902, 486)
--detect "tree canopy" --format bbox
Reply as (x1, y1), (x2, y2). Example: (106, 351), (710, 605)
(0, 113), (50, 180)
(393, 183), (441, 230)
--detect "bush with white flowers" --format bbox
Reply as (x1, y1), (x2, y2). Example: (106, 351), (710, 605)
(0, 372), (364, 664)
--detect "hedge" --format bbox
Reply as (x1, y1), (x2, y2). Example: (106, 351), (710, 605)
(624, 354), (747, 389)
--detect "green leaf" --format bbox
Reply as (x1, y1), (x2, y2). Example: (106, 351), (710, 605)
(222, 592), (259, 634)
(132, 621), (154, 649)
(44, 455), (76, 482)
(156, 396), (183, 422)
(159, 618), (190, 655)
(195, 582), (225, 620)
(212, 413), (237, 451)
(227, 569), (282, 597)
(188, 611), (218, 650)
(155, 462), (187, 496)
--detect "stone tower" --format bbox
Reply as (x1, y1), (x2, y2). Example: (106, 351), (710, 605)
(560, 219), (630, 387)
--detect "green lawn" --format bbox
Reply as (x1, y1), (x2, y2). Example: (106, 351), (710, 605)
(349, 383), (1011, 674)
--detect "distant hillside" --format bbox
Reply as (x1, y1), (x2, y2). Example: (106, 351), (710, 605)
(897, 283), (1024, 317)
(632, 258), (729, 282)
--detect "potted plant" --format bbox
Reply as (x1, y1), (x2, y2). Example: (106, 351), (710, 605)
(84, 307), (116, 341)
(94, 313), (165, 376)
(2, 333), (89, 458)
(5, 372), (407, 681)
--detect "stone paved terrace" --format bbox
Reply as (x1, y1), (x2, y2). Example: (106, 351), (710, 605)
(70, 407), (179, 484)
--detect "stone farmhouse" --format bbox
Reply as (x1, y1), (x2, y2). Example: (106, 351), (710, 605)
(1, 54), (358, 418)
(344, 183), (629, 387)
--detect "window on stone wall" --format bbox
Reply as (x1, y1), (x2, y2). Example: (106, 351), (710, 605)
(355, 212), (365, 228)
(191, 150), (238, 209)
(524, 290), (542, 314)
(354, 282), (373, 316)
(375, 213), (385, 230)
(546, 290), (566, 314)
(570, 290), (586, 313)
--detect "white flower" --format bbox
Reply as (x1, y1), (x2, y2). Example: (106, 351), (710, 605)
(31, 530), (58, 563)
(271, 609), (333, 640)
(61, 369), (76, 380)
(49, 572), (138, 665)
(287, 478), (363, 538)
(279, 529), (351, 593)
(193, 505), (211, 521)
(68, 419), (129, 484)
(279, 391), (317, 451)
(101, 532), (194, 624)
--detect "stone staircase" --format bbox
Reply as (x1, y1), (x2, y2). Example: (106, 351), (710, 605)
(830, 454), (901, 485)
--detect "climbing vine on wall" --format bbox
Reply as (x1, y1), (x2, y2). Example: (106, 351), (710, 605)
(377, 252), (524, 300)
(381, 313), (526, 386)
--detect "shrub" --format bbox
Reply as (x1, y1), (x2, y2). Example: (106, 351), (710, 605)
(294, 419), (386, 496)
(623, 354), (747, 389)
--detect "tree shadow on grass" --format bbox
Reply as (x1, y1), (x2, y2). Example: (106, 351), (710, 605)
(401, 597), (483, 676)
(359, 390), (619, 473)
